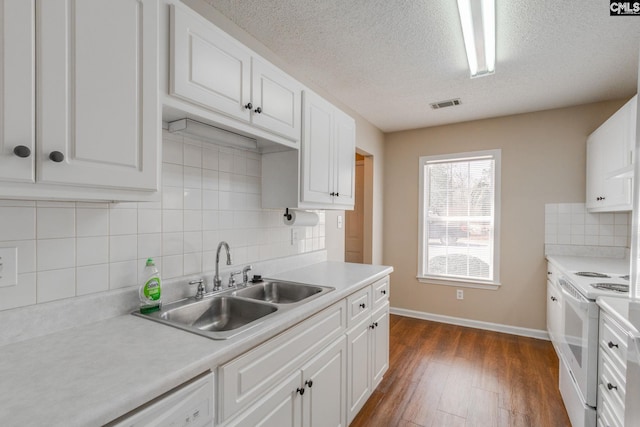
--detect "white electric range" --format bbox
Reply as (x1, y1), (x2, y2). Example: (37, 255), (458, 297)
(546, 255), (630, 427)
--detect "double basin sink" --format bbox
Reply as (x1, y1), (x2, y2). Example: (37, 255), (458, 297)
(134, 280), (334, 340)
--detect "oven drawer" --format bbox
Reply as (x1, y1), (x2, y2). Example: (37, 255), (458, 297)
(559, 356), (597, 427)
(600, 312), (629, 371)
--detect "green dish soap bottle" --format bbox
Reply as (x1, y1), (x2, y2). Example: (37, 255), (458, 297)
(140, 258), (162, 314)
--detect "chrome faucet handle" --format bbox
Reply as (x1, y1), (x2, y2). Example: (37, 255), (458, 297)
(228, 271), (242, 288)
(242, 265), (253, 286)
(189, 279), (205, 299)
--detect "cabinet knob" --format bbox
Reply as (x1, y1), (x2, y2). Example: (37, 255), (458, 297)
(374, 322), (378, 327)
(330, 192), (335, 196)
(550, 296), (557, 302)
(297, 387), (305, 396)
(547, 271), (552, 275)
(608, 341), (619, 349)
(305, 380), (313, 388)
(244, 102), (253, 110)
(381, 290), (387, 295)
(336, 192), (339, 197)
(49, 151), (65, 162)
(369, 324), (375, 329)
(13, 145), (31, 158)
(607, 382), (618, 391)
(254, 107), (262, 114)
(359, 303), (366, 309)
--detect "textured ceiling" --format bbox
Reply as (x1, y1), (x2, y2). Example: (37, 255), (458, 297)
(205, 0), (640, 132)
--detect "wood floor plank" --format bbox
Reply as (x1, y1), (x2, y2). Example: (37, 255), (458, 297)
(350, 315), (572, 427)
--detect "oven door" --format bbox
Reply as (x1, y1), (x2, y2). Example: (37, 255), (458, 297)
(558, 277), (599, 407)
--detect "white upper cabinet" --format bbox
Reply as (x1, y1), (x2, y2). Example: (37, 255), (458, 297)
(261, 90), (356, 210)
(586, 95), (636, 212)
(0, 0), (160, 201)
(169, 3), (301, 143)
(0, 0), (35, 184)
(301, 90), (356, 208)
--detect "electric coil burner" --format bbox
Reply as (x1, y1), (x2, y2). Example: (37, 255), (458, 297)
(575, 272), (611, 278)
(590, 283), (629, 293)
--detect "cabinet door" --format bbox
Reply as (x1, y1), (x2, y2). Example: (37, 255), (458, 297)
(301, 91), (334, 205)
(302, 336), (347, 427)
(371, 303), (389, 389)
(346, 318), (371, 424)
(252, 57), (301, 142)
(333, 109), (355, 208)
(170, 3), (251, 123)
(0, 0), (35, 183)
(37, 0), (159, 191)
(227, 371), (302, 427)
(586, 132), (604, 209)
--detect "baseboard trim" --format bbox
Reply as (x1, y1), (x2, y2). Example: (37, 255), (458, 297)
(389, 307), (549, 341)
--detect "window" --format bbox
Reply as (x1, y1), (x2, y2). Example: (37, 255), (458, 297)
(418, 149), (501, 288)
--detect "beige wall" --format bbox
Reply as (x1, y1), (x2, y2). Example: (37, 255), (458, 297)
(383, 100), (627, 331)
(185, 0), (385, 264)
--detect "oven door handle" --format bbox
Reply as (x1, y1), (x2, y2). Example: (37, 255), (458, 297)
(558, 284), (590, 311)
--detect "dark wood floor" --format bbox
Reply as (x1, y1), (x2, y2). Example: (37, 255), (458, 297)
(351, 315), (571, 427)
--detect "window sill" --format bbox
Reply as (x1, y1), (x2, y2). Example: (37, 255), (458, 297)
(416, 275), (500, 290)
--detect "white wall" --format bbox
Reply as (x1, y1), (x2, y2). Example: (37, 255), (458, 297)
(0, 131), (325, 311)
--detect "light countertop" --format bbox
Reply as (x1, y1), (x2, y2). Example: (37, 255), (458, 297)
(0, 261), (392, 426)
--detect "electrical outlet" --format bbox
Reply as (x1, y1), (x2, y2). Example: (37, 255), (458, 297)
(456, 289), (464, 300)
(0, 247), (18, 288)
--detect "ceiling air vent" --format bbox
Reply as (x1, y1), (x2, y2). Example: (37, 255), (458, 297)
(430, 98), (461, 110)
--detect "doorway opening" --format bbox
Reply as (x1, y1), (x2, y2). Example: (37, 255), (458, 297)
(345, 151), (373, 263)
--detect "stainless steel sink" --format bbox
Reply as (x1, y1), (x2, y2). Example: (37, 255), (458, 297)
(135, 295), (278, 340)
(234, 280), (331, 304)
(133, 280), (334, 340)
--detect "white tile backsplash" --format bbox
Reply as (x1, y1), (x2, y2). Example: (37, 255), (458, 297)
(544, 203), (630, 248)
(0, 131), (325, 312)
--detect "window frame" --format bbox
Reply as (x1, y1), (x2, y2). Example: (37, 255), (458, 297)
(417, 149), (501, 290)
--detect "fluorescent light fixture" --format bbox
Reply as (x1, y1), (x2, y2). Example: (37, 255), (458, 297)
(168, 118), (258, 151)
(457, 0), (495, 78)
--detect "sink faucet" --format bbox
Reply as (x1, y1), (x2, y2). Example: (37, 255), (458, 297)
(242, 265), (253, 287)
(214, 241), (232, 291)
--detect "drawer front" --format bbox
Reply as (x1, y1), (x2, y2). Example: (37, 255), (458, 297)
(546, 261), (560, 286)
(599, 350), (626, 410)
(598, 384), (624, 427)
(600, 312), (629, 370)
(347, 286), (371, 328)
(219, 300), (346, 422)
(372, 276), (390, 309)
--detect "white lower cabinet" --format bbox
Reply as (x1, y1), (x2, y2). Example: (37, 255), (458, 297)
(218, 276), (390, 427)
(346, 278), (390, 424)
(597, 311), (629, 427)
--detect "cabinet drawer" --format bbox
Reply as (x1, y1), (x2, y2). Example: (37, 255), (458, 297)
(598, 384), (624, 427)
(218, 300), (346, 422)
(599, 350), (626, 412)
(546, 262), (560, 286)
(600, 312), (628, 370)
(347, 286), (371, 328)
(371, 277), (389, 309)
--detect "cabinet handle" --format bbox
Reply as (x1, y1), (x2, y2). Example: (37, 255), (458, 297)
(244, 102), (253, 110)
(547, 271), (552, 275)
(369, 324), (375, 329)
(49, 151), (64, 162)
(336, 192), (339, 197)
(305, 380), (313, 388)
(381, 290), (387, 295)
(359, 303), (366, 309)
(13, 145), (31, 158)
(330, 192), (335, 196)
(608, 341), (619, 349)
(297, 387), (305, 396)
(254, 107), (262, 114)
(550, 296), (557, 302)
(607, 382), (618, 391)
